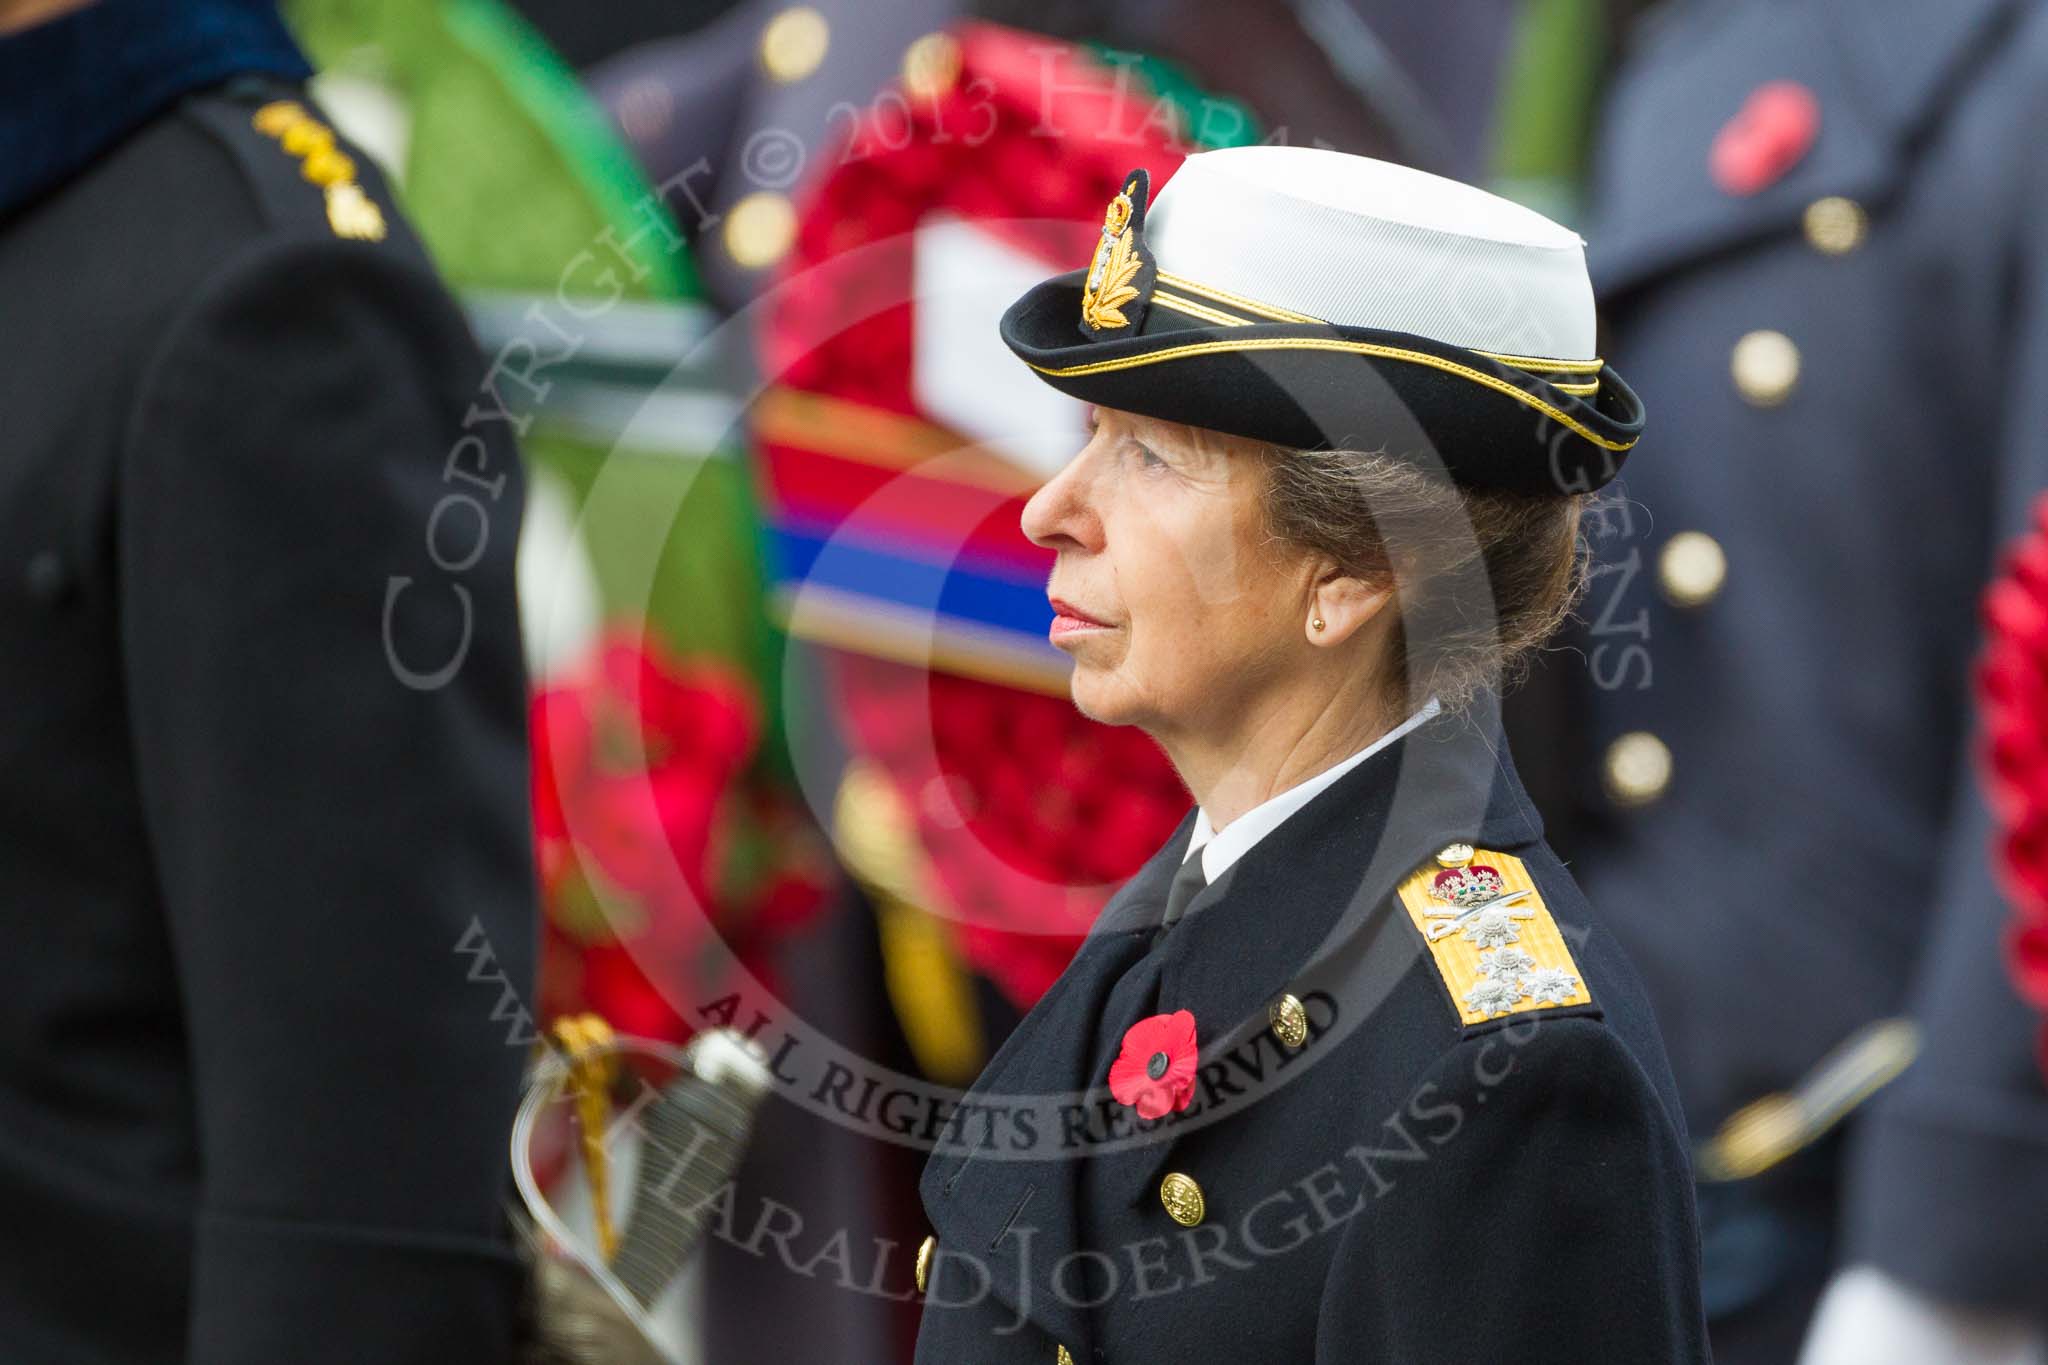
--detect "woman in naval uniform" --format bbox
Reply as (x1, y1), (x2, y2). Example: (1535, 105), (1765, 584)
(910, 146), (1709, 1365)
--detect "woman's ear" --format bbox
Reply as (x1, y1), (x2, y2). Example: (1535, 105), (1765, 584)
(1306, 567), (1391, 646)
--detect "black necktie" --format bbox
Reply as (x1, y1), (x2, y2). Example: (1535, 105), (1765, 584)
(1159, 850), (1208, 932)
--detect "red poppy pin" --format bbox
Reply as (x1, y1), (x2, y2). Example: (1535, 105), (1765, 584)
(1108, 1009), (1198, 1120)
(1710, 80), (1820, 197)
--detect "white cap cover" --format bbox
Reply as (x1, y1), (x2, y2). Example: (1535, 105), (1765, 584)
(997, 148), (1644, 493)
(1143, 146), (1598, 361)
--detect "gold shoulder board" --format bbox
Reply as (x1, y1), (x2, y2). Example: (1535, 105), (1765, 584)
(1395, 846), (1593, 1026)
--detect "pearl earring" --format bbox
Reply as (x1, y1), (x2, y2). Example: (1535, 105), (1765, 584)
(1311, 617), (1326, 632)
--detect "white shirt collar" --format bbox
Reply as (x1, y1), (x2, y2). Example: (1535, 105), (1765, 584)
(1183, 697), (1442, 883)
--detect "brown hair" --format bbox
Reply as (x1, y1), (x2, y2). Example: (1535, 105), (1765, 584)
(1258, 446), (1586, 713)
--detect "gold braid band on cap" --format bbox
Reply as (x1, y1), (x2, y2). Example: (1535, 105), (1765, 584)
(553, 1014), (621, 1262)
(1155, 270), (1321, 324)
(1473, 348), (1605, 374)
(1475, 349), (1604, 397)
(1151, 272), (1604, 397)
(1031, 337), (1635, 454)
(1150, 290), (1254, 328)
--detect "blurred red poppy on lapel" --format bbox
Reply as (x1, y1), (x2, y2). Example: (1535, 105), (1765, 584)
(1108, 1010), (1199, 1120)
(1709, 79), (1820, 197)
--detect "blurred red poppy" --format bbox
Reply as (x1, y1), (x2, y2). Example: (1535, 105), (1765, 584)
(531, 627), (832, 1042)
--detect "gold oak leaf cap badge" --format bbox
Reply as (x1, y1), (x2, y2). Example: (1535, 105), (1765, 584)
(1079, 167), (1156, 339)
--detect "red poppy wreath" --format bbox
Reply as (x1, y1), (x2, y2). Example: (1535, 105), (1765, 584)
(1108, 1010), (1199, 1120)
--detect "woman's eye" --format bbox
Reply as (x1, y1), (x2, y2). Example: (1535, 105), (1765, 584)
(1133, 443), (1165, 468)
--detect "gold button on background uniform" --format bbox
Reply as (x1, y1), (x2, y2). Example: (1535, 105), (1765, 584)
(1159, 1171), (1206, 1226)
(1731, 329), (1801, 407)
(1658, 531), (1728, 608)
(759, 6), (830, 83)
(902, 31), (964, 98)
(915, 1234), (935, 1294)
(723, 190), (798, 270)
(1803, 196), (1868, 256)
(1435, 842), (1475, 868)
(1056, 1346), (1076, 1365)
(1270, 993), (1309, 1049)
(1605, 731), (1673, 807)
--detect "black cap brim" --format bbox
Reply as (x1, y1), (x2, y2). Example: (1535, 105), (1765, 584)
(1001, 270), (1644, 496)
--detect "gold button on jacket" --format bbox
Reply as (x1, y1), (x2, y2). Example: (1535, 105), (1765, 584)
(1731, 329), (1801, 407)
(1159, 1172), (1206, 1227)
(901, 31), (963, 98)
(1605, 732), (1674, 807)
(759, 6), (829, 83)
(1803, 196), (1867, 255)
(915, 1234), (935, 1294)
(1658, 532), (1728, 608)
(1269, 993), (1309, 1049)
(723, 190), (798, 270)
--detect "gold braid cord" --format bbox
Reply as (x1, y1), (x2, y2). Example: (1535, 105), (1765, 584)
(553, 1014), (621, 1262)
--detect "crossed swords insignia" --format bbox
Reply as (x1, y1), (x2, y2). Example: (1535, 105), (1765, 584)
(1422, 887), (1536, 941)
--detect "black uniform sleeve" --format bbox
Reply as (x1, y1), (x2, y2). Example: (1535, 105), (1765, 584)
(1842, 339), (2048, 1316)
(1843, 775), (2048, 1319)
(116, 235), (536, 1363)
(1314, 1016), (1709, 1364)
(1839, 61), (2048, 1318)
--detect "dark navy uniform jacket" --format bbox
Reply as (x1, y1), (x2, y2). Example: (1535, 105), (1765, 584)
(913, 706), (1709, 1364)
(1556, 0), (2048, 1338)
(0, 4), (535, 1361)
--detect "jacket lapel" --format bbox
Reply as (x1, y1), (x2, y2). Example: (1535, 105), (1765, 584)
(1094, 703), (1546, 1211)
(1592, 0), (2018, 301)
(917, 811), (1194, 1359)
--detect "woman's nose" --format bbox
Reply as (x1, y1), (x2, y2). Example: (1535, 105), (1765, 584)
(1020, 447), (1102, 552)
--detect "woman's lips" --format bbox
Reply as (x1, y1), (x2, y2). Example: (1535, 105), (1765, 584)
(1048, 597), (1113, 642)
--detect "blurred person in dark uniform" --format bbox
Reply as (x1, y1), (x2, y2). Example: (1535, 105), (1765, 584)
(0, 2), (536, 1362)
(503, 0), (748, 70)
(970, 0), (1518, 181)
(1546, 0), (2048, 1359)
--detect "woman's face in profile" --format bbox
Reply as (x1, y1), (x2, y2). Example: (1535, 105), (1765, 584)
(1021, 406), (1311, 736)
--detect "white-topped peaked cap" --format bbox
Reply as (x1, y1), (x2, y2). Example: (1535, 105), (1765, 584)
(1143, 146), (1598, 361)
(997, 146), (1644, 493)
